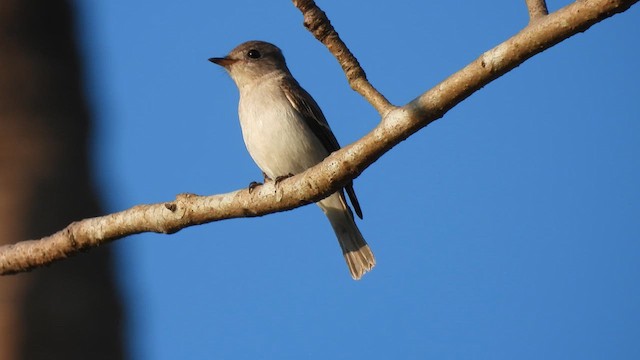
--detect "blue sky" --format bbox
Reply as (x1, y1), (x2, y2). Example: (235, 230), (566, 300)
(75, 1), (639, 359)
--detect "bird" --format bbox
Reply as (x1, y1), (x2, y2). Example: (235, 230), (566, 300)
(209, 41), (375, 279)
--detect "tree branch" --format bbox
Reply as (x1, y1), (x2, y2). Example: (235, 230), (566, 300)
(526, 0), (549, 20)
(291, 0), (395, 116)
(1, 0), (637, 275)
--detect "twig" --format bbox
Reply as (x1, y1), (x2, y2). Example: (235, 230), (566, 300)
(292, 0), (395, 116)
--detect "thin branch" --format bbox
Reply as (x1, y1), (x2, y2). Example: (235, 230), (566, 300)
(292, 0), (395, 116)
(1, 0), (637, 275)
(526, 0), (549, 20)
(413, 0), (629, 123)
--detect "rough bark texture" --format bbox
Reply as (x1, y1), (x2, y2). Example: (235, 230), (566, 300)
(0, 0), (124, 359)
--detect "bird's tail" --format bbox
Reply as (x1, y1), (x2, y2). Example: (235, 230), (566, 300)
(318, 192), (376, 280)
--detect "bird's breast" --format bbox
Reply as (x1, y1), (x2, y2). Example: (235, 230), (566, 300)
(238, 83), (328, 179)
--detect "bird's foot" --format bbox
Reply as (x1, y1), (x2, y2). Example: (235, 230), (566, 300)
(274, 173), (295, 185)
(248, 181), (262, 194)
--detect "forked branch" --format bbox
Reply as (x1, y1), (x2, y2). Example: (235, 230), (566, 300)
(526, 0), (549, 20)
(0, 0), (637, 275)
(292, 0), (395, 116)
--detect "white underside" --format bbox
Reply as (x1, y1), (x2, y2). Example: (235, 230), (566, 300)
(238, 75), (328, 179)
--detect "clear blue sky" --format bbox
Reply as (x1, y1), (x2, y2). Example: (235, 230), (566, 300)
(75, 1), (639, 359)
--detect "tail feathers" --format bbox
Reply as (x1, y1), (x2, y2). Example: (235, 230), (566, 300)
(319, 193), (375, 280)
(343, 243), (376, 280)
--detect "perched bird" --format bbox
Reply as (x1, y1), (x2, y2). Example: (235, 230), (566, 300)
(209, 41), (375, 279)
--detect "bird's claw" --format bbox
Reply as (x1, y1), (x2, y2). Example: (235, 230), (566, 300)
(248, 181), (262, 194)
(260, 173), (294, 192)
(274, 173), (295, 185)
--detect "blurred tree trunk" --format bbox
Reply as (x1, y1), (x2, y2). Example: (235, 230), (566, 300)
(0, 1), (124, 359)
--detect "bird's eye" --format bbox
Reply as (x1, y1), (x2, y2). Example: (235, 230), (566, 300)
(247, 49), (261, 59)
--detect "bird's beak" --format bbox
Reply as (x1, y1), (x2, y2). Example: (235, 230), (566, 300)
(209, 57), (237, 67)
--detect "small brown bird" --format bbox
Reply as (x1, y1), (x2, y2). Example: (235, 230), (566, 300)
(210, 41), (375, 279)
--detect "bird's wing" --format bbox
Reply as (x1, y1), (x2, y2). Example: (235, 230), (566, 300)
(281, 77), (363, 219)
(281, 77), (341, 153)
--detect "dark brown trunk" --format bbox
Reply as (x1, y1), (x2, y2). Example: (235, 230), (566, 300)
(0, 1), (125, 358)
